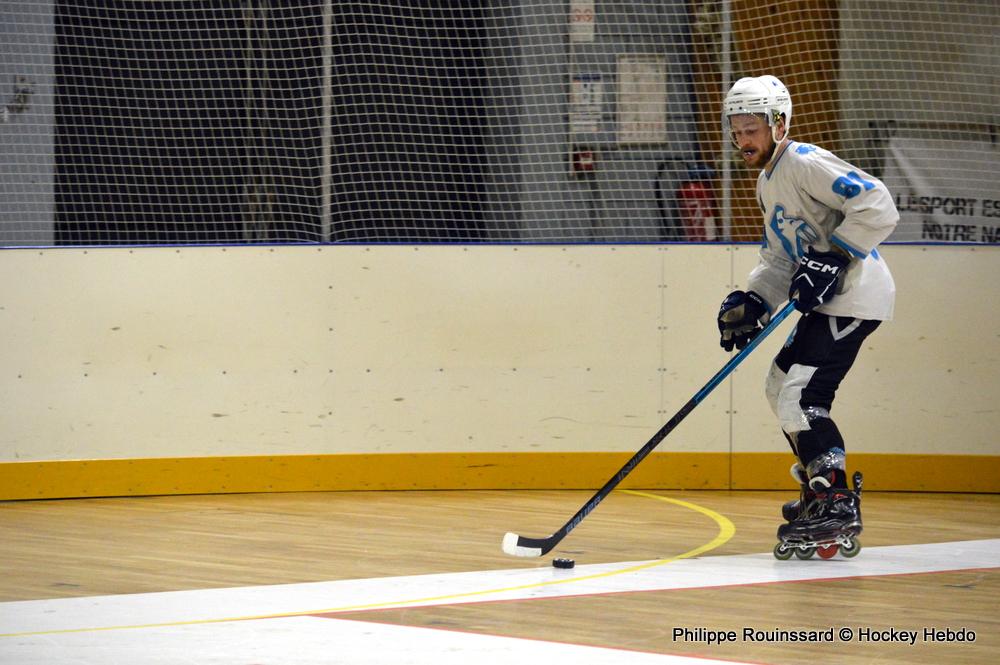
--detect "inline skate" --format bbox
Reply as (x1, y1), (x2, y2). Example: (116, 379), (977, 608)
(781, 462), (815, 522)
(773, 471), (863, 560)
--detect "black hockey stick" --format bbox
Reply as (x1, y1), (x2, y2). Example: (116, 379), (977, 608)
(501, 300), (798, 557)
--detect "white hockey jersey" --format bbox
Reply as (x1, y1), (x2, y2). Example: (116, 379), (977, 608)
(748, 140), (898, 321)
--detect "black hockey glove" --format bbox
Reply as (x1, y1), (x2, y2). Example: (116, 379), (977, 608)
(789, 247), (850, 313)
(718, 290), (771, 352)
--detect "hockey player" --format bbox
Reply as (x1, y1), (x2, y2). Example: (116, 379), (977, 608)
(716, 75), (898, 558)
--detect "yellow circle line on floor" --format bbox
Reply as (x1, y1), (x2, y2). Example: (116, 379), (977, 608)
(2, 490), (735, 637)
(321, 489), (737, 613)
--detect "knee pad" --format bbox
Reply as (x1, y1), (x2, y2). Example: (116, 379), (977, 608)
(764, 362), (785, 419)
(772, 363), (820, 434)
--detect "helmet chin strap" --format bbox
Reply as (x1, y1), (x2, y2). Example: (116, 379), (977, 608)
(769, 110), (788, 144)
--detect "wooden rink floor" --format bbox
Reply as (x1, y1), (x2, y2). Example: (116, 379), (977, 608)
(2, 488), (999, 664)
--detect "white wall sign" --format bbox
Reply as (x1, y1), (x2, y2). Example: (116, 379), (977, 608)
(570, 74), (602, 135)
(881, 137), (1000, 243)
(617, 55), (667, 145)
(569, 0), (595, 43)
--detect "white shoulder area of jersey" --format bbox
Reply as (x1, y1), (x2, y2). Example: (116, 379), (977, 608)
(784, 141), (833, 163)
(780, 141), (849, 185)
(764, 140), (819, 181)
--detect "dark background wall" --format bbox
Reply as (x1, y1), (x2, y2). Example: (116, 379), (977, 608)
(6, 1), (700, 245)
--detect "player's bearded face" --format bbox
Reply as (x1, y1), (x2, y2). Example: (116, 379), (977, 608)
(729, 114), (776, 168)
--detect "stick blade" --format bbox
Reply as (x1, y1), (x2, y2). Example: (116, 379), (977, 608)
(501, 531), (559, 558)
(501, 532), (544, 558)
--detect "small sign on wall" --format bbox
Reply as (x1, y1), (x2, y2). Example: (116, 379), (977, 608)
(569, 0), (595, 43)
(617, 55), (667, 145)
(570, 74), (602, 135)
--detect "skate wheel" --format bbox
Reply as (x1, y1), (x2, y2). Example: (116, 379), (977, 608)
(840, 538), (862, 558)
(817, 544), (839, 559)
(794, 546), (816, 559)
(773, 543), (793, 560)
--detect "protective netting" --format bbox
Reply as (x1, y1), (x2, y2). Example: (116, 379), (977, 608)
(0, 1), (997, 246)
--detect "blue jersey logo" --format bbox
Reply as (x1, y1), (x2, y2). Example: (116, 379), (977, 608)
(765, 205), (818, 261)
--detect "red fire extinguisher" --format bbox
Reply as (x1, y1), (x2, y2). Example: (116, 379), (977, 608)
(677, 178), (719, 241)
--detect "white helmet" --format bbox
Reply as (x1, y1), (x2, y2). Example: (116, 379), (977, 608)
(724, 75), (791, 143)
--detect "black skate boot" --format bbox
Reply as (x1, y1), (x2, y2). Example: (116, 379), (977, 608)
(781, 463), (815, 522)
(773, 471), (863, 560)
